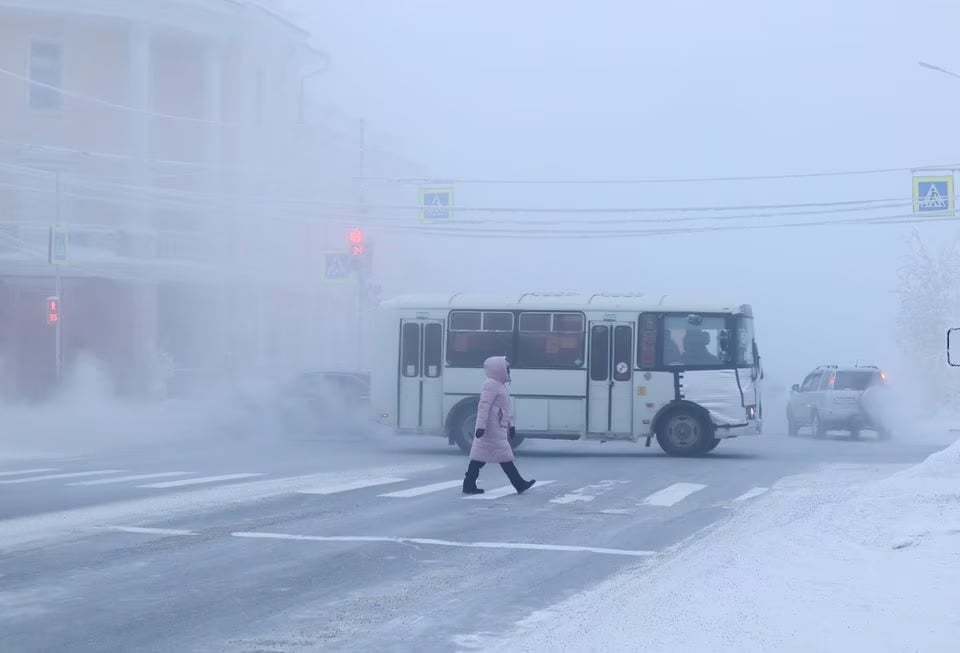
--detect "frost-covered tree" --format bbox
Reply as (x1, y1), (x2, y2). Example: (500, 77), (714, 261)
(895, 230), (960, 412)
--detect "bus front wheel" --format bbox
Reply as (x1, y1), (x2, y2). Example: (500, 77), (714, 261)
(656, 409), (714, 457)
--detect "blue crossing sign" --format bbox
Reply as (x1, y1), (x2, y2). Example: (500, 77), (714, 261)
(913, 175), (955, 216)
(322, 251), (353, 283)
(420, 187), (453, 222)
(48, 225), (68, 265)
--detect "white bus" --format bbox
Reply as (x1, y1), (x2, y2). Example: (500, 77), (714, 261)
(372, 293), (763, 457)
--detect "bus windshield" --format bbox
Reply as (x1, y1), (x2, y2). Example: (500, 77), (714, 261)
(662, 314), (730, 367)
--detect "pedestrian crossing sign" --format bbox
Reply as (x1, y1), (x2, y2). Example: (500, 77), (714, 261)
(322, 251), (354, 283)
(913, 175), (955, 216)
(420, 187), (453, 223)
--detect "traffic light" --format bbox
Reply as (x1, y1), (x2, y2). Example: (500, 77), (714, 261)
(348, 227), (364, 256)
(47, 296), (59, 325)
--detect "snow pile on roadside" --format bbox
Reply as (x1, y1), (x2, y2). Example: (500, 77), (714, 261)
(480, 441), (960, 653)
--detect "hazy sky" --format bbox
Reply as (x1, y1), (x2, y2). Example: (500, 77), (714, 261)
(289, 0), (960, 384)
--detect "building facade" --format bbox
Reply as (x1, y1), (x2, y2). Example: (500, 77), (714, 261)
(0, 0), (406, 400)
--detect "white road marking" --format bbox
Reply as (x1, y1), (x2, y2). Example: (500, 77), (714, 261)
(298, 477), (408, 495)
(550, 480), (629, 504)
(231, 531), (656, 558)
(733, 486), (769, 502)
(379, 480), (462, 498)
(139, 473), (264, 488)
(464, 480), (556, 500)
(641, 482), (708, 507)
(0, 470), (125, 485)
(68, 472), (193, 486)
(0, 468), (59, 477)
(0, 463), (445, 553)
(103, 526), (196, 536)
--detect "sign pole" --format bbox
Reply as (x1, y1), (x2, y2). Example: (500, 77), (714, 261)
(54, 171), (62, 385)
(356, 119), (366, 370)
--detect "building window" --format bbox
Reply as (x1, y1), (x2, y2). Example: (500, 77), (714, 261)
(29, 41), (63, 110)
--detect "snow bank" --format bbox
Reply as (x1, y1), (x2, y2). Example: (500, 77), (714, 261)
(479, 440), (960, 653)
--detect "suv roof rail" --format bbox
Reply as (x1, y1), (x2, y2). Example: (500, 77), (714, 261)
(855, 364), (879, 369)
(816, 364), (838, 369)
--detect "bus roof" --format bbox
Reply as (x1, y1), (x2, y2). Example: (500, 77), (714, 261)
(380, 293), (753, 316)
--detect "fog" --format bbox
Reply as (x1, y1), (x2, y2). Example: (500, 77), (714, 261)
(2, 0), (959, 454)
(297, 0), (960, 397)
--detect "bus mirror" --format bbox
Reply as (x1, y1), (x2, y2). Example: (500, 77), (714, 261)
(718, 329), (731, 354)
(949, 328), (960, 367)
(687, 314), (703, 326)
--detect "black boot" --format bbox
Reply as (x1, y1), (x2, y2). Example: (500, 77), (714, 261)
(501, 462), (536, 494)
(463, 460), (485, 494)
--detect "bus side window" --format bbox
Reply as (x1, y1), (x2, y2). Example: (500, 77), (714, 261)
(517, 312), (585, 368)
(423, 323), (442, 378)
(637, 313), (659, 369)
(590, 325), (609, 381)
(401, 323), (420, 377)
(446, 310), (514, 367)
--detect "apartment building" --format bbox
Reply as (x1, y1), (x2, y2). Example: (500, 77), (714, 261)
(0, 0), (392, 400)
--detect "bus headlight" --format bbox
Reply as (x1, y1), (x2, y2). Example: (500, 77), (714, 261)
(745, 405), (757, 420)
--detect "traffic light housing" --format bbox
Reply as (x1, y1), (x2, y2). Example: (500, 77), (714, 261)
(349, 227), (364, 257)
(47, 296), (60, 325)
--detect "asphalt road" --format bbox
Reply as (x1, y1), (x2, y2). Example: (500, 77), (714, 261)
(0, 425), (951, 653)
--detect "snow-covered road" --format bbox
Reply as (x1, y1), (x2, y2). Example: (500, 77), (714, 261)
(480, 435), (960, 653)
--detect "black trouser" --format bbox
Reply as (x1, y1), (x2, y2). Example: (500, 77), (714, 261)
(463, 459), (525, 490)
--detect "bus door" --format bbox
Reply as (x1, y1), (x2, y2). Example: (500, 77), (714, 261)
(398, 320), (444, 431)
(587, 322), (635, 434)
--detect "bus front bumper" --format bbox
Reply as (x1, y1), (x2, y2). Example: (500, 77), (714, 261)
(714, 418), (762, 438)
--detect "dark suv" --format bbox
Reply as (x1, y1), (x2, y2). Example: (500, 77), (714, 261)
(786, 365), (892, 440)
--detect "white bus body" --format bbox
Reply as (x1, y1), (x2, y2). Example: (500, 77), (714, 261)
(372, 293), (763, 457)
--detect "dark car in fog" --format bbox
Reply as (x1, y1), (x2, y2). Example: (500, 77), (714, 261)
(276, 370), (371, 436)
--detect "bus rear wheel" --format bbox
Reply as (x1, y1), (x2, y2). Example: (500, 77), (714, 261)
(656, 409), (714, 457)
(448, 402), (524, 454)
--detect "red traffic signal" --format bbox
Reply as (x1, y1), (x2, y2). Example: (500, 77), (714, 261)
(349, 227), (365, 256)
(47, 296), (59, 325)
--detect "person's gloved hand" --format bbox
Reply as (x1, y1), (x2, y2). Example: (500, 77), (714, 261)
(508, 426), (516, 440)
(475, 428), (485, 439)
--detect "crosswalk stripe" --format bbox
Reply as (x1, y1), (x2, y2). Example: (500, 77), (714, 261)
(641, 482), (707, 507)
(733, 486), (769, 502)
(103, 526), (197, 536)
(297, 477), (407, 495)
(379, 480), (463, 498)
(464, 480), (556, 500)
(550, 480), (629, 505)
(68, 472), (193, 487)
(0, 468), (59, 477)
(139, 473), (264, 489)
(0, 470), (125, 485)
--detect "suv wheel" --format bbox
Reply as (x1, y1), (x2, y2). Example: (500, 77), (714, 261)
(810, 412), (826, 439)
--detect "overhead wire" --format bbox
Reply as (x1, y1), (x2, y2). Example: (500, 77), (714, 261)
(0, 174), (926, 230)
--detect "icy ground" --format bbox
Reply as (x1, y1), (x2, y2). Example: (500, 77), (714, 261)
(479, 436), (960, 653)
